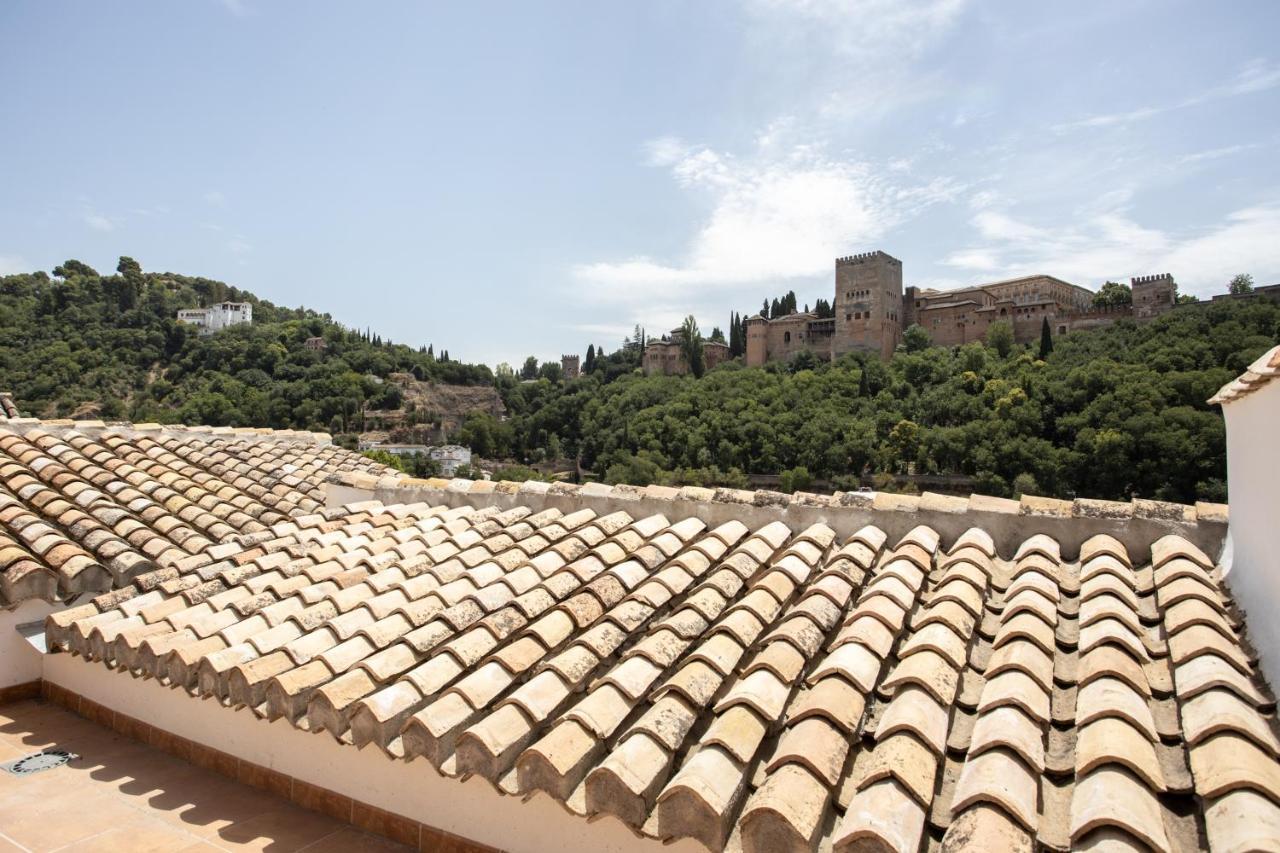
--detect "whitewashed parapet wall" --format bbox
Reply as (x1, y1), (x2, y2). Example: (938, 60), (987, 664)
(1213, 343), (1280, 691)
(327, 470), (1228, 565)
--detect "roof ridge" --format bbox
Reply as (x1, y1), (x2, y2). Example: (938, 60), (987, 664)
(1209, 343), (1280, 405)
(326, 472), (1227, 564)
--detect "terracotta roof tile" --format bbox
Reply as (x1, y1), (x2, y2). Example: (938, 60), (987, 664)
(27, 445), (1280, 853)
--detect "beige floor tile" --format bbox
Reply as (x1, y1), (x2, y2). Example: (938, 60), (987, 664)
(0, 701), (410, 853)
(0, 830), (29, 853)
(0, 787), (141, 852)
(54, 811), (208, 852)
(139, 771), (285, 838)
(210, 807), (345, 852)
(298, 826), (414, 852)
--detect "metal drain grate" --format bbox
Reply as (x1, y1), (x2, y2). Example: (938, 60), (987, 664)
(1, 749), (79, 776)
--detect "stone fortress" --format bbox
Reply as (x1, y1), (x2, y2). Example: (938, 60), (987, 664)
(642, 326), (732, 375)
(742, 250), (1178, 366)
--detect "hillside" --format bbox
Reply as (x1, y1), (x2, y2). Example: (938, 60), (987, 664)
(3, 257), (1277, 505)
(474, 297), (1280, 504)
(0, 258), (496, 437)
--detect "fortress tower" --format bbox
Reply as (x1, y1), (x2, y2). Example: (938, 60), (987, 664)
(833, 250), (903, 361)
(1131, 274), (1176, 319)
(560, 354), (580, 380)
(744, 314), (769, 367)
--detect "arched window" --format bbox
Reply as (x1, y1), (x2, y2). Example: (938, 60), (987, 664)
(784, 331), (791, 343)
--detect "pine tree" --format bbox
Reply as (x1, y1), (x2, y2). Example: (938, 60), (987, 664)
(1039, 317), (1054, 360)
(762, 299), (769, 318)
(584, 344), (596, 372)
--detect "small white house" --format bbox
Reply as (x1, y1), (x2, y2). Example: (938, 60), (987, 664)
(177, 301), (253, 336)
(1212, 343), (1280, 686)
(428, 444), (472, 476)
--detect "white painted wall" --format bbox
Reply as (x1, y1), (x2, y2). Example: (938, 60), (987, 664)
(0, 600), (59, 688)
(1220, 381), (1280, 688)
(44, 654), (705, 853)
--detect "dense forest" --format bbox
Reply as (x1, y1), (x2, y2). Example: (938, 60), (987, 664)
(474, 296), (1278, 504)
(0, 259), (492, 431)
(2, 257), (1276, 504)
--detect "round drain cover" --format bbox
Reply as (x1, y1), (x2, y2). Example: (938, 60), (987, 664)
(6, 749), (75, 775)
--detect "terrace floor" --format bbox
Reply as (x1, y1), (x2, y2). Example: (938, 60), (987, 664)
(0, 699), (412, 853)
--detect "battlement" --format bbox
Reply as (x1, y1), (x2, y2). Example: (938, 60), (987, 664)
(836, 250), (900, 266)
(1131, 274), (1173, 285)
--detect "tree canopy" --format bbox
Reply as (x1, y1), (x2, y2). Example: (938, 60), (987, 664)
(0, 258), (492, 431)
(487, 298), (1277, 503)
(1093, 281), (1133, 307)
(4, 257), (1276, 506)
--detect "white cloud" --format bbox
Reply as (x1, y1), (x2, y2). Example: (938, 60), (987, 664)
(1054, 59), (1280, 133)
(740, 0), (969, 121)
(204, 190), (227, 206)
(219, 0), (253, 17)
(943, 202), (1280, 296)
(1164, 206), (1280, 294)
(83, 210), (116, 232)
(1177, 143), (1264, 165)
(942, 248), (1000, 271)
(972, 210), (1048, 242)
(0, 254), (31, 276)
(573, 140), (963, 305)
(748, 0), (966, 60)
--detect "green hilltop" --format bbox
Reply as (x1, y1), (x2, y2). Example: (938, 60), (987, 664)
(0, 258), (491, 431)
(2, 257), (1277, 504)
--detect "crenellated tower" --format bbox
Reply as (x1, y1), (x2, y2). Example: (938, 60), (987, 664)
(1131, 274), (1176, 319)
(561, 354), (580, 380)
(833, 250), (903, 360)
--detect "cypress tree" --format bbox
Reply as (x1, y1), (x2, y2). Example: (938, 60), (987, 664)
(1039, 317), (1054, 359)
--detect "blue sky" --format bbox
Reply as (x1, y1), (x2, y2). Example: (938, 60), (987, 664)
(2, 1), (1278, 367)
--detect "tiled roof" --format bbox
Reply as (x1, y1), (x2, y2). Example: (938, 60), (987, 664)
(0, 422), (398, 607)
(43, 488), (1280, 852)
(1209, 344), (1280, 405)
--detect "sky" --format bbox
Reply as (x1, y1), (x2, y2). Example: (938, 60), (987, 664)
(2, 1), (1278, 367)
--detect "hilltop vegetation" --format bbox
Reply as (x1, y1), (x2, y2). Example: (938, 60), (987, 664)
(0, 259), (492, 431)
(475, 298), (1278, 503)
(2, 257), (1275, 504)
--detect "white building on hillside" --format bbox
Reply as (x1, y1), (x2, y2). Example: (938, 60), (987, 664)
(177, 302), (253, 335)
(428, 444), (472, 475)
